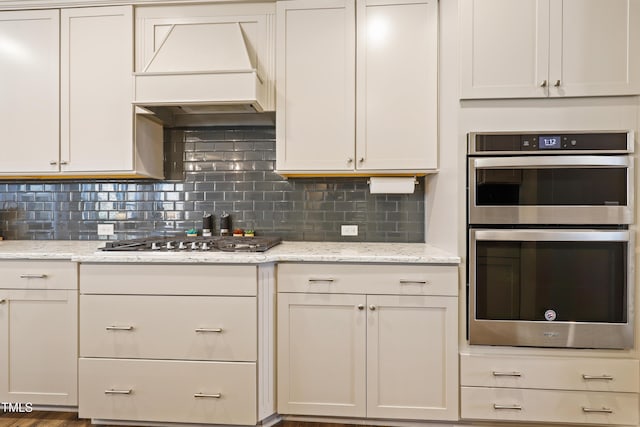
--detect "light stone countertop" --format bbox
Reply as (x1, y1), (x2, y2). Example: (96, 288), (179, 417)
(0, 240), (460, 264)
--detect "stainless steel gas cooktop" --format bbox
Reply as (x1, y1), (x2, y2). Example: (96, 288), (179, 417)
(100, 236), (282, 252)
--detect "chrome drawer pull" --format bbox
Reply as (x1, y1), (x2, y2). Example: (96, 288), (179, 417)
(582, 374), (614, 380)
(0, 299), (6, 304)
(19, 274), (48, 279)
(195, 328), (223, 333)
(492, 371), (522, 377)
(194, 393), (222, 399)
(582, 407), (613, 414)
(493, 404), (522, 410)
(105, 325), (134, 331)
(308, 278), (334, 283)
(105, 389), (132, 395)
(399, 280), (428, 285)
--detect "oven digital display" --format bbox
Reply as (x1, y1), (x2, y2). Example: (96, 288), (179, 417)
(539, 135), (562, 149)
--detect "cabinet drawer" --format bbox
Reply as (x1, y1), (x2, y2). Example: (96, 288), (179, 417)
(461, 354), (639, 393)
(278, 263), (457, 296)
(461, 387), (639, 426)
(80, 295), (256, 361)
(79, 358), (256, 425)
(0, 260), (77, 290)
(80, 263), (257, 295)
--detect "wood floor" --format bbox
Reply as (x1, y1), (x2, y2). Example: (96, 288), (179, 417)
(0, 412), (356, 427)
(0, 411), (93, 427)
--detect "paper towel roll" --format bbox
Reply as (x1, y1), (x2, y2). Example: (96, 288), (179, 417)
(368, 177), (416, 194)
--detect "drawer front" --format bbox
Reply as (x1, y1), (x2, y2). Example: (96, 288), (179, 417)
(278, 263), (457, 296)
(80, 295), (256, 361)
(80, 263), (257, 295)
(461, 354), (639, 393)
(0, 260), (77, 290)
(79, 358), (256, 425)
(461, 387), (639, 426)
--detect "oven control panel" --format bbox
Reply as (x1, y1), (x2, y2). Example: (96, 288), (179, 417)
(469, 131), (632, 154)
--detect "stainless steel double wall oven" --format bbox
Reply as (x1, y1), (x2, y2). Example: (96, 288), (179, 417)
(467, 131), (635, 349)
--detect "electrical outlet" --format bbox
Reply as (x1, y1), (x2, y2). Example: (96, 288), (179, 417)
(341, 225), (358, 236)
(97, 223), (114, 236)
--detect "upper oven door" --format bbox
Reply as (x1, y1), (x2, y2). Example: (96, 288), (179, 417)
(468, 155), (634, 224)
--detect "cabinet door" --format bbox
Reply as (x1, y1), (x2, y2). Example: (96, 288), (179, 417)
(60, 6), (134, 173)
(366, 295), (458, 420)
(277, 293), (366, 417)
(0, 10), (59, 173)
(549, 0), (640, 97)
(0, 289), (77, 406)
(356, 0), (438, 170)
(459, 0), (550, 99)
(276, 0), (356, 172)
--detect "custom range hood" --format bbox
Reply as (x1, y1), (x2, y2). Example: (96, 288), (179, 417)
(133, 16), (273, 119)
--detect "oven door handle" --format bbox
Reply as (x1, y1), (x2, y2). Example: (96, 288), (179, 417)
(472, 229), (630, 243)
(473, 155), (630, 169)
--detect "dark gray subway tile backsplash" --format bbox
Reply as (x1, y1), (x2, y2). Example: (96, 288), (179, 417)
(0, 126), (425, 242)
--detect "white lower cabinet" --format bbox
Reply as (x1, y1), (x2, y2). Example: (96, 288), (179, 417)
(78, 263), (276, 425)
(277, 263), (458, 421)
(461, 353), (640, 425)
(0, 260), (78, 406)
(80, 358), (256, 425)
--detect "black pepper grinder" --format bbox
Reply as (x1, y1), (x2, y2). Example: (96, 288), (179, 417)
(202, 213), (213, 237)
(220, 212), (230, 236)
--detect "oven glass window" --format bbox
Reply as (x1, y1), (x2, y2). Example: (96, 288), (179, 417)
(475, 240), (627, 322)
(476, 168), (627, 206)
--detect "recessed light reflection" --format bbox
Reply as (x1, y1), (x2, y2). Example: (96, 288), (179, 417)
(0, 36), (33, 63)
(367, 16), (389, 46)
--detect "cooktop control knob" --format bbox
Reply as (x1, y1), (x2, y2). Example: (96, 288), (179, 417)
(178, 242), (187, 250)
(201, 242), (210, 251)
(166, 241), (175, 250)
(151, 242), (160, 250)
(191, 242), (199, 250)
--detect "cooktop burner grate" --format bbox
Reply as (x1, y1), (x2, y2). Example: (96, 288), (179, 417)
(100, 236), (282, 252)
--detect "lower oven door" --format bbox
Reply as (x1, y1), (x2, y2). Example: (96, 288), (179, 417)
(469, 228), (634, 349)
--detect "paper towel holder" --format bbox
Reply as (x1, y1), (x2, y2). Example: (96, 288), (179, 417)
(367, 176), (418, 194)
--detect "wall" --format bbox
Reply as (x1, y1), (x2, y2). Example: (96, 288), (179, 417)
(0, 126), (425, 242)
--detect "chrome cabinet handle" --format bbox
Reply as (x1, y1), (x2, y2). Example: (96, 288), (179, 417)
(369, 305), (376, 311)
(105, 325), (134, 331)
(194, 393), (222, 399)
(105, 389), (132, 395)
(582, 407), (613, 414)
(347, 158), (353, 164)
(49, 161), (58, 165)
(492, 371), (522, 377)
(540, 80), (548, 87)
(357, 304), (364, 310)
(494, 404), (522, 410)
(60, 161), (68, 165)
(195, 328), (223, 333)
(0, 299), (6, 304)
(399, 280), (428, 285)
(19, 274), (48, 279)
(308, 278), (334, 283)
(358, 157), (364, 163)
(554, 79), (561, 87)
(582, 374), (613, 380)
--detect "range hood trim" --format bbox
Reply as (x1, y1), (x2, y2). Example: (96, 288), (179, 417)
(133, 69), (267, 113)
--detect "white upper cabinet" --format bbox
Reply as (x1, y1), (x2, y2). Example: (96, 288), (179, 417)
(0, 10), (60, 174)
(355, 0), (438, 171)
(276, 0), (356, 172)
(61, 7), (135, 174)
(460, 0), (640, 99)
(0, 6), (163, 178)
(276, 0), (438, 175)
